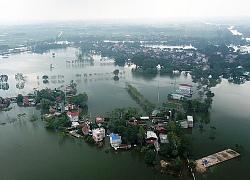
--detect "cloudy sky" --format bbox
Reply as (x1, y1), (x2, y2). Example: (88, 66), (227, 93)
(1, 0), (250, 24)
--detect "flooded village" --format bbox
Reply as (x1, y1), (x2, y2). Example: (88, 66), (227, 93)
(1, 20), (250, 180)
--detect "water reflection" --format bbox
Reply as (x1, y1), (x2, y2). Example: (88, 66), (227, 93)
(0, 75), (9, 90)
(15, 73), (27, 89)
(113, 76), (119, 81)
(0, 82), (9, 90)
(0, 75), (8, 82)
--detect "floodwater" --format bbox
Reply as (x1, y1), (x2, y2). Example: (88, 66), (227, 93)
(0, 48), (250, 179)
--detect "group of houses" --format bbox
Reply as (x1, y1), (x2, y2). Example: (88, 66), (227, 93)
(44, 84), (194, 151)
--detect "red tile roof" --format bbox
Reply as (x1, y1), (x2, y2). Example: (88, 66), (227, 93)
(67, 111), (79, 117)
(179, 84), (193, 87)
(127, 121), (137, 125)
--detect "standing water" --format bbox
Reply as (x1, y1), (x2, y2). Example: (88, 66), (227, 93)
(0, 48), (250, 179)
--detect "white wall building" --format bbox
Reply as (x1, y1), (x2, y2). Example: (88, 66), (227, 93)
(187, 115), (194, 127)
(92, 128), (105, 142)
(171, 93), (185, 100)
(109, 133), (122, 148)
(67, 111), (79, 122)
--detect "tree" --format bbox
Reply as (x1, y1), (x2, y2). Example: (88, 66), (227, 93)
(45, 115), (71, 131)
(131, 52), (147, 68)
(188, 162), (196, 171)
(191, 99), (199, 112)
(173, 156), (182, 172)
(17, 94), (23, 102)
(142, 58), (158, 70)
(204, 97), (213, 112)
(140, 146), (148, 154)
(145, 150), (156, 164)
(198, 91), (204, 99)
(159, 144), (172, 157)
(138, 126), (146, 146)
(205, 90), (215, 97)
(123, 107), (139, 120)
(40, 98), (53, 109)
(124, 125), (139, 144)
(69, 92), (88, 107)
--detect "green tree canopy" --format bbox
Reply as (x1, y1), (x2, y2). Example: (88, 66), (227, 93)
(40, 98), (53, 109)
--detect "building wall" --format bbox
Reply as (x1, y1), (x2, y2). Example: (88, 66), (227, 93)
(92, 128), (105, 142)
(110, 138), (122, 147)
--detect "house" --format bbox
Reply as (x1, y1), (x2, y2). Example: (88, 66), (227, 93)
(49, 107), (56, 114)
(178, 84), (193, 96)
(0, 97), (10, 108)
(66, 85), (73, 92)
(71, 121), (79, 128)
(92, 128), (105, 142)
(180, 120), (188, 128)
(95, 115), (104, 124)
(187, 115), (193, 127)
(154, 124), (166, 133)
(81, 122), (90, 135)
(66, 94), (73, 99)
(145, 131), (158, 143)
(179, 84), (192, 92)
(151, 109), (161, 116)
(171, 93), (185, 100)
(23, 96), (30, 105)
(65, 104), (74, 111)
(67, 111), (79, 122)
(140, 116), (149, 120)
(137, 121), (147, 128)
(159, 133), (169, 143)
(127, 121), (137, 126)
(109, 133), (122, 148)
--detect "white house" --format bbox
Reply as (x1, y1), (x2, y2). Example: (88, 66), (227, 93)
(145, 131), (158, 143)
(140, 116), (149, 120)
(187, 115), (193, 127)
(67, 111), (79, 122)
(159, 133), (169, 144)
(71, 121), (79, 128)
(180, 120), (188, 128)
(171, 93), (185, 100)
(109, 133), (122, 148)
(92, 128), (105, 142)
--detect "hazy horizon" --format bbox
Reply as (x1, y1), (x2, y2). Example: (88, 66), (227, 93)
(1, 0), (250, 25)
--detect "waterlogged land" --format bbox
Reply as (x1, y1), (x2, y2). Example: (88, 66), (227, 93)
(1, 20), (250, 179)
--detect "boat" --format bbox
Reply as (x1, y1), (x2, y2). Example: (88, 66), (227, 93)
(50, 64), (54, 68)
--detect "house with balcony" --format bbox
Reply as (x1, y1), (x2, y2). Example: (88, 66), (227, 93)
(92, 128), (105, 142)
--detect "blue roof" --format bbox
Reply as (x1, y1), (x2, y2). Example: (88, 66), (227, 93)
(110, 133), (121, 140)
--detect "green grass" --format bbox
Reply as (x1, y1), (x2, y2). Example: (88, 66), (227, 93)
(163, 102), (178, 109)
